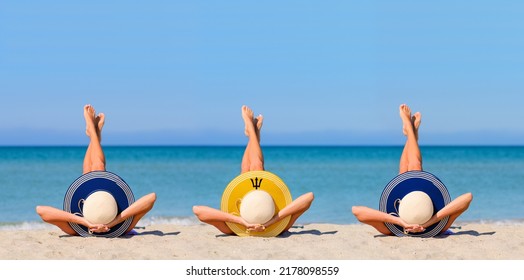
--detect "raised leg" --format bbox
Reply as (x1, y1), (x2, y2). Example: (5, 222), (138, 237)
(82, 105), (106, 174)
(398, 104), (422, 173)
(240, 105), (264, 173)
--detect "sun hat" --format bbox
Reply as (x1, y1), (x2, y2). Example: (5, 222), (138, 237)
(379, 171), (451, 237)
(82, 190), (118, 224)
(221, 170), (292, 237)
(398, 190), (434, 225)
(239, 190), (275, 224)
(63, 171), (135, 238)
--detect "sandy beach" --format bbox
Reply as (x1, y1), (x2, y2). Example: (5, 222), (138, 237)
(0, 222), (522, 260)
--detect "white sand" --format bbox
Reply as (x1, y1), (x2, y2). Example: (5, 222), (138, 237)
(1, 222), (522, 260)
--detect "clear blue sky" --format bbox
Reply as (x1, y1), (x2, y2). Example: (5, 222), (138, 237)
(1, 1), (523, 145)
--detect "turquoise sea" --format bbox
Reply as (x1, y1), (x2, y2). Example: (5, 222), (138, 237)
(1, 146), (523, 229)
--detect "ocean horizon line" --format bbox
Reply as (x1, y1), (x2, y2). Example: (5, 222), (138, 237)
(2, 144), (524, 148)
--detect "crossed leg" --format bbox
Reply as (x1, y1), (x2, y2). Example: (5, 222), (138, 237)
(353, 104), (472, 236)
(397, 104), (472, 233)
(37, 105), (156, 236)
(241, 105), (264, 173)
(37, 105), (110, 235)
(399, 104), (422, 174)
(193, 105), (314, 235)
(353, 105), (425, 235)
(82, 104), (106, 174)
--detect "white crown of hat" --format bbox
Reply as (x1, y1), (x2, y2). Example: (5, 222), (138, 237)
(240, 190), (275, 224)
(82, 191), (118, 224)
(398, 191), (434, 224)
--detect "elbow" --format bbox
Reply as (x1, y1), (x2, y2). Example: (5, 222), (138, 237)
(35, 205), (48, 221)
(351, 206), (360, 217)
(351, 206), (365, 221)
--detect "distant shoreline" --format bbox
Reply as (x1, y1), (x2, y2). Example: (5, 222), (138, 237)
(2, 217), (524, 232)
(2, 144), (524, 147)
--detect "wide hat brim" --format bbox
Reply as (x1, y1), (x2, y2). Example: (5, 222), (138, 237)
(221, 171), (292, 237)
(63, 171), (135, 238)
(379, 171), (451, 237)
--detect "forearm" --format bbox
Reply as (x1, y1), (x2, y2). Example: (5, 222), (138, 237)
(422, 193), (473, 228)
(38, 206), (89, 226)
(356, 206), (404, 226)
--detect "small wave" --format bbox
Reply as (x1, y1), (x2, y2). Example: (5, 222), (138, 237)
(0, 221), (55, 231)
(473, 218), (524, 225)
(136, 216), (202, 226)
(0, 216), (201, 231)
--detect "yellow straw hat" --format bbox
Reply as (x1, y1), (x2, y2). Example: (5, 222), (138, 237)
(221, 170), (292, 237)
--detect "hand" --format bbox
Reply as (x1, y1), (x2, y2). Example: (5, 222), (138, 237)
(403, 224), (425, 233)
(245, 224), (265, 232)
(88, 224), (110, 233)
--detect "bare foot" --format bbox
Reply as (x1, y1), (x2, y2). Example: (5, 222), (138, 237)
(242, 105), (257, 137)
(84, 105), (97, 138)
(412, 112), (421, 140)
(255, 114), (263, 131)
(412, 112), (421, 130)
(97, 113), (105, 132)
(400, 104), (414, 136)
(95, 113), (105, 140)
(254, 114), (263, 141)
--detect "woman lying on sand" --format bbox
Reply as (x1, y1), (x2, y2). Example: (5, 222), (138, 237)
(193, 105), (314, 235)
(352, 104), (473, 236)
(36, 104), (156, 236)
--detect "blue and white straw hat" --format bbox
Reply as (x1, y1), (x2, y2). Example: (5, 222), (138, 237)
(379, 171), (451, 238)
(63, 171), (135, 238)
